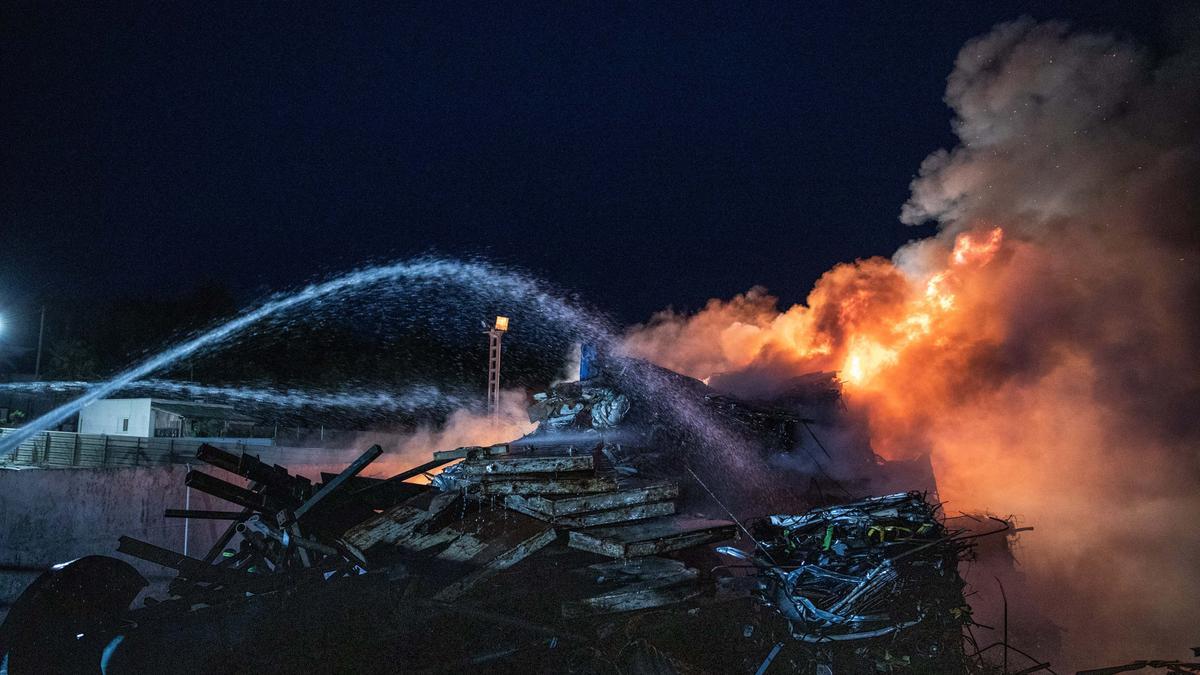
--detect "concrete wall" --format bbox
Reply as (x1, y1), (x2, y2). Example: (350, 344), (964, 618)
(78, 398), (153, 436)
(0, 465), (234, 618)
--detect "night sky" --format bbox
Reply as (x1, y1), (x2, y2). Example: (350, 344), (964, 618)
(1, 2), (1173, 329)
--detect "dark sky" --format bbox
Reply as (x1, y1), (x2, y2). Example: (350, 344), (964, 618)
(0, 1), (1172, 327)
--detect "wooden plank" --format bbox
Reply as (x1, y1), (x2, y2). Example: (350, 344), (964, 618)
(433, 525), (558, 602)
(383, 506), (559, 600)
(512, 481), (679, 517)
(561, 575), (704, 618)
(341, 490), (461, 550)
(432, 444), (509, 461)
(585, 556), (694, 582)
(432, 509), (552, 565)
(460, 453), (593, 476)
(390, 526), (462, 553)
(567, 516), (737, 558)
(479, 475), (618, 496)
(506, 496), (675, 528)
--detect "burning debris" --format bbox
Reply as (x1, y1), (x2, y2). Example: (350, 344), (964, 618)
(0, 367), (1052, 673)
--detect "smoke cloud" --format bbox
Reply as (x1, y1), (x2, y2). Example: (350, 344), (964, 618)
(266, 389), (535, 483)
(624, 18), (1200, 668)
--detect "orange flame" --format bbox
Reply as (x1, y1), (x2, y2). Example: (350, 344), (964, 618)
(839, 228), (1002, 388)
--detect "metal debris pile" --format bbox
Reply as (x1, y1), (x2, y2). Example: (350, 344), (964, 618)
(720, 492), (973, 672)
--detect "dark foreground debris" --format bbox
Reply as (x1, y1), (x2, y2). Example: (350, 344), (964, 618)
(1, 366), (1064, 673)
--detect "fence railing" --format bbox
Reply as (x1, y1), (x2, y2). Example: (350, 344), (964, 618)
(0, 428), (278, 469)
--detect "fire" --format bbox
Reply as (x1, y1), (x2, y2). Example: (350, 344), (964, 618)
(835, 228), (1003, 389)
(840, 338), (894, 386)
(622, 229), (1006, 398)
(951, 227), (1004, 267)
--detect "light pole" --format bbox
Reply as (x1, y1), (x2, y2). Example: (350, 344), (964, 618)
(0, 307), (46, 378)
(34, 306), (45, 379)
(487, 316), (509, 419)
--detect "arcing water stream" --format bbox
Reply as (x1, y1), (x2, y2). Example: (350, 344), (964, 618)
(0, 256), (760, 498)
(0, 257), (609, 454)
(0, 379), (471, 414)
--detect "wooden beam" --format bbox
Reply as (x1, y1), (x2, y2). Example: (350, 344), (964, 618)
(293, 444), (382, 521)
(460, 453), (593, 476)
(480, 475), (618, 496)
(567, 516), (736, 558)
(505, 497), (675, 528)
(510, 481), (679, 517)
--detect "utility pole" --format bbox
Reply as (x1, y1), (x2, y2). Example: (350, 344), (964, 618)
(34, 306), (45, 379)
(487, 316), (509, 419)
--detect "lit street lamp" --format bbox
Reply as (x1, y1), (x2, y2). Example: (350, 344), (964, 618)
(487, 316), (509, 418)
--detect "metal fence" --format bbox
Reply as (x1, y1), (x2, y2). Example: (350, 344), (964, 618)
(0, 428), (280, 469)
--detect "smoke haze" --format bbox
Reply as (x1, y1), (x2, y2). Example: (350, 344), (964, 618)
(269, 389), (535, 483)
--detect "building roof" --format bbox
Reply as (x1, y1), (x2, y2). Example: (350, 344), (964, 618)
(149, 400), (258, 424)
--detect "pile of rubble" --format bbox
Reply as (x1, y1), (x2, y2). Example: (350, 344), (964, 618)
(344, 441), (737, 609)
(0, 366), (1011, 673)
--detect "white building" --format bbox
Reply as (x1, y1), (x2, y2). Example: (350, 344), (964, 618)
(78, 398), (260, 439)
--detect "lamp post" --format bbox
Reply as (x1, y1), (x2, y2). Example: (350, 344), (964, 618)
(0, 307), (46, 378)
(487, 316), (509, 419)
(34, 306), (45, 379)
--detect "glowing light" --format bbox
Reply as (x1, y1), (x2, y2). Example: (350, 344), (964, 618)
(841, 337), (900, 387)
(494, 315), (510, 332)
(844, 353), (864, 385)
(924, 272), (955, 311)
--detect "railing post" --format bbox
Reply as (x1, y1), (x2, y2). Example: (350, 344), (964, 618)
(73, 433), (81, 466)
(42, 432), (51, 465)
(102, 435), (110, 465)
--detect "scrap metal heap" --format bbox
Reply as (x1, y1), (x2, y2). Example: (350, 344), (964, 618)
(719, 492), (972, 672)
(527, 363), (811, 452)
(0, 370), (1004, 673)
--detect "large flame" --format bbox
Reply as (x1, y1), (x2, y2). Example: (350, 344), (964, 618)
(839, 228), (1002, 388)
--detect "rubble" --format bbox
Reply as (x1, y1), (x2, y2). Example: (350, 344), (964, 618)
(0, 361), (1044, 673)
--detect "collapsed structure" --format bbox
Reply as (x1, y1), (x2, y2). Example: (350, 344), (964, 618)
(0, 362), (1033, 673)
